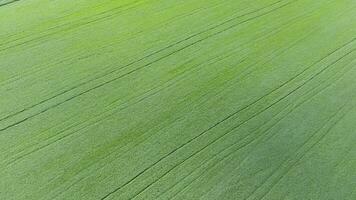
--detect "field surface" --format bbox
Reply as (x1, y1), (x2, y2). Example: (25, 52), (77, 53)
(1, 0), (356, 199)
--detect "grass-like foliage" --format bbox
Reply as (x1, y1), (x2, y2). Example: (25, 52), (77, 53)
(0, 0), (355, 199)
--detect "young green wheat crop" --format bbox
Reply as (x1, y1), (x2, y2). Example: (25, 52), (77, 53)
(0, 0), (356, 199)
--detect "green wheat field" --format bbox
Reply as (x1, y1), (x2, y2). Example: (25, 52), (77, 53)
(1, 0), (356, 199)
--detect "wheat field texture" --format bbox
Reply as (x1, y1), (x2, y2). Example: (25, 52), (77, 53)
(1, 0), (356, 199)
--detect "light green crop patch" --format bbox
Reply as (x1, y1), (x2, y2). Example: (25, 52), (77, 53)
(0, 0), (355, 199)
